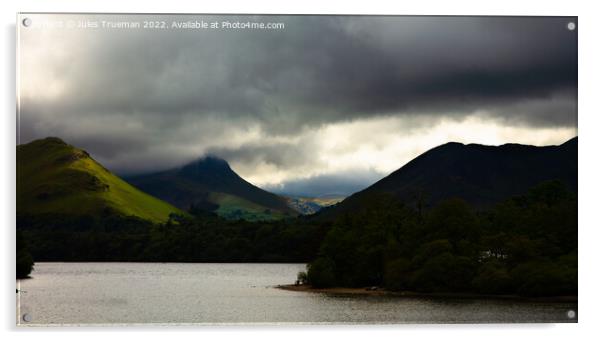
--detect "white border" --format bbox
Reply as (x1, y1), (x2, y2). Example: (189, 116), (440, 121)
(3, 0), (601, 339)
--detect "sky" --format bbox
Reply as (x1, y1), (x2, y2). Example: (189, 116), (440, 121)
(18, 14), (578, 197)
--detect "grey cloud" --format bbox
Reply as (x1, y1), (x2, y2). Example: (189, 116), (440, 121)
(18, 14), (577, 177)
(207, 142), (314, 169)
(21, 15), (577, 126)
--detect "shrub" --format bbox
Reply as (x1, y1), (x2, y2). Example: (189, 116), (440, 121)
(297, 271), (308, 285)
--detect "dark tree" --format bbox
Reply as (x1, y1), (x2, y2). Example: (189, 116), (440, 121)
(16, 231), (34, 279)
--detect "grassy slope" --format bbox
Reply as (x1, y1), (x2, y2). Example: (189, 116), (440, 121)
(210, 192), (288, 221)
(17, 137), (184, 223)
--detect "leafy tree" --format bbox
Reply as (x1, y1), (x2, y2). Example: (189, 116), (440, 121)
(509, 259), (577, 297)
(426, 198), (480, 247)
(307, 257), (337, 288)
(16, 231), (34, 278)
(471, 259), (512, 294)
(411, 252), (476, 292)
(383, 258), (411, 291)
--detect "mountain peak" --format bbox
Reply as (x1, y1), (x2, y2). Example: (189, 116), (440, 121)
(179, 155), (233, 177)
(197, 155), (231, 168)
(40, 136), (67, 145)
(127, 153), (296, 219)
(429, 141), (466, 152)
(18, 136), (68, 150)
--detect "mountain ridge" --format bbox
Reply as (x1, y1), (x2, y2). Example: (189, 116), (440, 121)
(318, 137), (577, 219)
(126, 155), (297, 220)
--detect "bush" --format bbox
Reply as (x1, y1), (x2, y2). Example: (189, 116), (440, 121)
(297, 271), (308, 285)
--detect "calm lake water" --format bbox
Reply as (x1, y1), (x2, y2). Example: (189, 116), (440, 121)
(17, 262), (577, 325)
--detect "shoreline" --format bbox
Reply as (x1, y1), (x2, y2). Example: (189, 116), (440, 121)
(276, 284), (577, 303)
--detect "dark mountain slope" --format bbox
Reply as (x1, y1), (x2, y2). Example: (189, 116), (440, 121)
(126, 156), (297, 220)
(321, 137), (577, 217)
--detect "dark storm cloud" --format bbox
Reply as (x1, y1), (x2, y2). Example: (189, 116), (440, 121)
(19, 14), (577, 176)
(66, 135), (150, 160)
(206, 142), (317, 169)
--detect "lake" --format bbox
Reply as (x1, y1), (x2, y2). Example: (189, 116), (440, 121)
(17, 262), (577, 325)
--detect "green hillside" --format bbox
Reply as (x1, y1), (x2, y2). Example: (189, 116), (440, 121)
(17, 137), (183, 223)
(211, 192), (289, 221)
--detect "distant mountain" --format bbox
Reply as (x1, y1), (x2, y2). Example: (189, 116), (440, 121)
(285, 195), (345, 215)
(126, 156), (297, 220)
(17, 137), (183, 223)
(263, 170), (383, 198)
(320, 137), (577, 217)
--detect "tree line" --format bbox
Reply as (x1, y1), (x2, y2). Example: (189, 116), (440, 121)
(17, 210), (328, 264)
(17, 180), (577, 297)
(305, 181), (577, 297)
